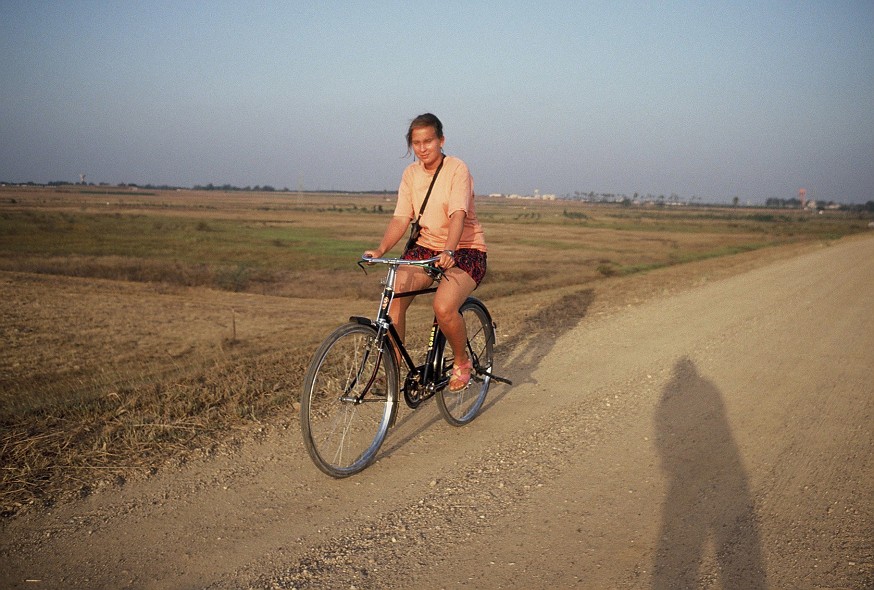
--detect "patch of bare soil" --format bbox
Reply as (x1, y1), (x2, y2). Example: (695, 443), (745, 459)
(1, 237), (872, 589)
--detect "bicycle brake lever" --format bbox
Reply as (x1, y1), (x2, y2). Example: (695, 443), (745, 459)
(424, 265), (443, 280)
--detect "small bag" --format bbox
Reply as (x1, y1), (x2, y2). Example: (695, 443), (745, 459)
(403, 157), (445, 255)
(403, 221), (422, 253)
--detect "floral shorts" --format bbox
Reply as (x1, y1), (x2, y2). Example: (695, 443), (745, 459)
(403, 245), (487, 287)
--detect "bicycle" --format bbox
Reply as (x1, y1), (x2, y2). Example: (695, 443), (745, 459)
(300, 255), (512, 477)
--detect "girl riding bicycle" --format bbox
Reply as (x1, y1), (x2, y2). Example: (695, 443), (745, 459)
(364, 113), (487, 393)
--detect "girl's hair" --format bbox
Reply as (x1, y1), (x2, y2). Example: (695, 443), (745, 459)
(405, 113), (443, 155)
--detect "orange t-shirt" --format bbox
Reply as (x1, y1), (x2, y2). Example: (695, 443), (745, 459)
(394, 156), (487, 252)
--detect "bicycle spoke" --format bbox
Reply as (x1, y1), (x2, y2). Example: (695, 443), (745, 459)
(301, 323), (396, 477)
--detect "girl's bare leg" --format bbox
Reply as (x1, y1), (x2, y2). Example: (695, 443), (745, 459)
(387, 266), (433, 345)
(433, 268), (477, 364)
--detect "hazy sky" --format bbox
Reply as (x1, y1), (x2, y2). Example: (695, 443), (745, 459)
(2, 1), (872, 203)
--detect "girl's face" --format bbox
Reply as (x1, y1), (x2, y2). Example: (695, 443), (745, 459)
(410, 126), (445, 171)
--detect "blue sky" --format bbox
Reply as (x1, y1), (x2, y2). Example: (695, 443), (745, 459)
(2, 1), (872, 203)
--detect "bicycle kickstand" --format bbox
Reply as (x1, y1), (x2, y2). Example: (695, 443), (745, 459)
(488, 373), (513, 386)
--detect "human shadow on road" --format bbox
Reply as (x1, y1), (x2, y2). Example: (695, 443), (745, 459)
(652, 357), (767, 589)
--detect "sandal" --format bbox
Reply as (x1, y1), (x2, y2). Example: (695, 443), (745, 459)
(449, 358), (473, 392)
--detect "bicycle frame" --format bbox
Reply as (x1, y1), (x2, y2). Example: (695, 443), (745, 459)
(354, 256), (449, 407)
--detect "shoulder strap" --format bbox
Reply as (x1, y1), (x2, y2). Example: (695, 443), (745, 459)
(413, 156), (445, 224)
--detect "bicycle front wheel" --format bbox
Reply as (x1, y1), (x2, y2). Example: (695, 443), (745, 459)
(437, 298), (495, 426)
(301, 322), (397, 477)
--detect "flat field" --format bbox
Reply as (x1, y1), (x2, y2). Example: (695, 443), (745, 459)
(1, 185), (870, 515)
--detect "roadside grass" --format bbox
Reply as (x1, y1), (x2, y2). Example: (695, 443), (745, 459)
(1, 187), (870, 516)
(0, 347), (308, 515)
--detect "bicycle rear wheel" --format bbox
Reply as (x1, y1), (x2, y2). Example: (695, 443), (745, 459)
(301, 322), (397, 477)
(437, 298), (495, 426)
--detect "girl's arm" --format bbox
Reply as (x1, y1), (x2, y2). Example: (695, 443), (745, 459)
(364, 216), (411, 258)
(438, 210), (466, 268)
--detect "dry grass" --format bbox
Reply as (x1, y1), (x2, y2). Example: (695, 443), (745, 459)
(0, 347), (308, 514)
(1, 186), (870, 516)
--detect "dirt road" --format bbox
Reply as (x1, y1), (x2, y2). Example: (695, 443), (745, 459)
(2, 236), (872, 589)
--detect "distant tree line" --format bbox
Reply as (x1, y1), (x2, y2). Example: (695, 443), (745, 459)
(764, 197), (804, 208)
(192, 183), (288, 192)
(38, 180), (188, 190)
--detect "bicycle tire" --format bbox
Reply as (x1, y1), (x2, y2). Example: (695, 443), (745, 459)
(436, 298), (495, 426)
(301, 322), (398, 477)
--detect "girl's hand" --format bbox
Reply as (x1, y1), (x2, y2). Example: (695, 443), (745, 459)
(363, 249), (382, 259)
(438, 250), (456, 269)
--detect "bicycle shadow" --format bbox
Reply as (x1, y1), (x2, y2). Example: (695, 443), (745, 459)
(484, 288), (595, 412)
(651, 357), (767, 589)
(379, 288), (595, 458)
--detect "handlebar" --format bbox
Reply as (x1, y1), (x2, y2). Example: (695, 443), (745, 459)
(358, 255), (444, 279)
(360, 255), (441, 266)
